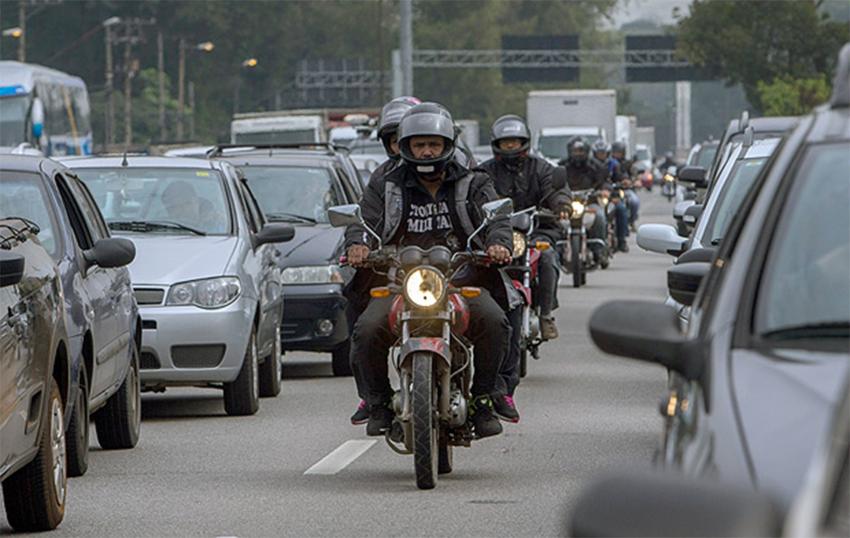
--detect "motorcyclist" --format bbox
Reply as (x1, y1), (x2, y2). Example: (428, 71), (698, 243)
(560, 137), (609, 256)
(344, 102), (513, 439)
(659, 151), (677, 174)
(593, 140), (630, 253)
(611, 141), (640, 232)
(479, 114), (571, 422)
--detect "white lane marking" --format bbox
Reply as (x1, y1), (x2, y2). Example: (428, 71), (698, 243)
(304, 440), (377, 475)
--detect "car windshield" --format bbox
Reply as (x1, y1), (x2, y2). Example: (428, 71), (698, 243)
(0, 95), (29, 147)
(634, 148), (650, 161)
(703, 156), (769, 245)
(240, 166), (340, 224)
(75, 167), (231, 235)
(0, 170), (60, 256)
(755, 142), (850, 341)
(538, 134), (600, 160)
(697, 145), (718, 168)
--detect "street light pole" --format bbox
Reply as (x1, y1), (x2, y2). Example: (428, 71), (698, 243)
(18, 0), (25, 62)
(177, 37), (186, 141)
(400, 0), (413, 96)
(157, 31), (166, 141)
(123, 24), (134, 147)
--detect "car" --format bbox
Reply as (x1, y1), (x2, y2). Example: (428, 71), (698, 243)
(588, 46), (850, 512)
(209, 144), (363, 376)
(65, 155), (295, 415)
(1, 154), (140, 479)
(0, 219), (70, 531)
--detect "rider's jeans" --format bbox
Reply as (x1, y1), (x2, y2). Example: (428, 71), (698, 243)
(351, 290), (510, 407)
(625, 190), (640, 222)
(496, 306), (523, 397)
(536, 247), (559, 317)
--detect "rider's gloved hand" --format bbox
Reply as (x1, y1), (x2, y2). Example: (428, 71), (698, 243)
(347, 244), (371, 267)
(486, 244), (511, 264)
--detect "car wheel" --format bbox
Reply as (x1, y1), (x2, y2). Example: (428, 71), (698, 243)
(223, 327), (260, 416)
(66, 366), (89, 477)
(94, 344), (141, 450)
(331, 339), (353, 377)
(2, 379), (66, 532)
(259, 325), (282, 397)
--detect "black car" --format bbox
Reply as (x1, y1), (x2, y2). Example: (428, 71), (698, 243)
(1, 155), (140, 480)
(211, 144), (362, 376)
(589, 44), (850, 512)
(0, 220), (70, 531)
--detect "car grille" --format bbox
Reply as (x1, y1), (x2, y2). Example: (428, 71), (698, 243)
(140, 352), (161, 370)
(171, 345), (226, 368)
(134, 288), (165, 305)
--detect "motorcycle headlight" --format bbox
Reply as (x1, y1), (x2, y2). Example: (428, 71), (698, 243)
(167, 277), (241, 309)
(599, 196), (609, 207)
(512, 231), (527, 258)
(281, 265), (344, 284)
(664, 174), (674, 182)
(403, 267), (446, 309)
(571, 200), (585, 217)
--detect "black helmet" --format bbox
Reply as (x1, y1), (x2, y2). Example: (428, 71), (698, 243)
(398, 102), (456, 176)
(591, 139), (610, 159)
(490, 114), (530, 161)
(377, 96), (421, 156)
(611, 141), (626, 158)
(567, 136), (589, 165)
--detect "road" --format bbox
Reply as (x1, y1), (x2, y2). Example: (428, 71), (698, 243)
(3, 192), (676, 537)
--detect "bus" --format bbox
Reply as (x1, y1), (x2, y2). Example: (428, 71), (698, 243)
(0, 61), (92, 156)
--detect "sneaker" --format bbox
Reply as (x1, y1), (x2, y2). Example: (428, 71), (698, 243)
(366, 402), (394, 436)
(540, 316), (559, 340)
(493, 395), (520, 423)
(350, 400), (369, 425)
(618, 242), (630, 253)
(470, 396), (503, 439)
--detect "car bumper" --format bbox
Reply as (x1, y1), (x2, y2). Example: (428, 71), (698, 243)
(138, 297), (253, 386)
(281, 284), (349, 351)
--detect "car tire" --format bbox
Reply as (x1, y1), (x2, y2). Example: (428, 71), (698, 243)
(94, 344), (141, 450)
(331, 340), (353, 377)
(66, 366), (89, 477)
(259, 325), (282, 398)
(223, 328), (260, 416)
(2, 379), (66, 532)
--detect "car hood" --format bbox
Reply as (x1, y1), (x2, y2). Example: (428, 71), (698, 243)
(118, 234), (238, 285)
(275, 224), (344, 267)
(731, 347), (849, 509)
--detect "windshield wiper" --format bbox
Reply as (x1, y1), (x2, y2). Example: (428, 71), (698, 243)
(763, 321), (850, 340)
(266, 212), (316, 224)
(108, 220), (206, 236)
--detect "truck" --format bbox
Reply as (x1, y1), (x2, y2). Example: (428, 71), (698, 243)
(230, 108), (379, 146)
(526, 89), (617, 163)
(634, 126), (656, 162)
(615, 115), (638, 157)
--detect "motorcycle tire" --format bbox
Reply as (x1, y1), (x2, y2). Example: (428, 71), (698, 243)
(519, 346), (528, 379)
(570, 235), (582, 288)
(412, 352), (438, 490)
(600, 252), (610, 270)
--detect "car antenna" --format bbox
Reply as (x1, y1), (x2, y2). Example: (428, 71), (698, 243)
(121, 151), (129, 167)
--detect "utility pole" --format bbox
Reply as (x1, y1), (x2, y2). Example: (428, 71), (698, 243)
(188, 81), (195, 140)
(123, 24), (133, 147)
(377, 0), (385, 103)
(104, 21), (116, 146)
(18, 0), (25, 62)
(157, 31), (166, 141)
(399, 0), (413, 96)
(177, 38), (186, 140)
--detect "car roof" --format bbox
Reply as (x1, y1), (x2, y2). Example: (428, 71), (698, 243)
(742, 137), (781, 159)
(214, 151), (339, 168)
(0, 153), (48, 172)
(56, 154), (221, 171)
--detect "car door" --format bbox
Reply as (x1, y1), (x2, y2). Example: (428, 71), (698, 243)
(0, 268), (28, 472)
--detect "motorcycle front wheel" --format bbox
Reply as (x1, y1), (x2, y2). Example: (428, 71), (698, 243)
(412, 352), (438, 489)
(570, 235), (583, 288)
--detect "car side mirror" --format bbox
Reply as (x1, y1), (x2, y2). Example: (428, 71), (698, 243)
(482, 198), (513, 221)
(83, 238), (136, 269)
(253, 223), (295, 248)
(668, 261), (711, 306)
(678, 166), (707, 188)
(569, 471), (782, 538)
(31, 97), (44, 140)
(0, 252), (25, 287)
(636, 224), (686, 256)
(327, 204), (364, 228)
(683, 204), (703, 226)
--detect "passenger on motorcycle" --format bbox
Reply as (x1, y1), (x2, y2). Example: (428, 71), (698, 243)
(344, 103), (513, 439)
(611, 141), (641, 233)
(560, 137), (610, 253)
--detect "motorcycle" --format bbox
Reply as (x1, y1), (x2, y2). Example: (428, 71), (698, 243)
(328, 198), (512, 490)
(557, 189), (606, 287)
(661, 166), (677, 202)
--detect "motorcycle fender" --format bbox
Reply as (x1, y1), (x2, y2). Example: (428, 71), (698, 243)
(512, 279), (532, 305)
(400, 338), (451, 370)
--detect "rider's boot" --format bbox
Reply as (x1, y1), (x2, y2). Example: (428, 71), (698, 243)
(366, 402), (394, 436)
(493, 394), (520, 423)
(540, 315), (559, 340)
(470, 395), (503, 438)
(350, 399), (369, 425)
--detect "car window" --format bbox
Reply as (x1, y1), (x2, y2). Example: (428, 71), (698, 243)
(334, 166), (359, 203)
(240, 165), (341, 224)
(755, 142), (850, 341)
(703, 157), (768, 246)
(697, 145), (717, 168)
(63, 173), (109, 241)
(0, 170), (61, 258)
(76, 167), (232, 235)
(55, 173), (95, 250)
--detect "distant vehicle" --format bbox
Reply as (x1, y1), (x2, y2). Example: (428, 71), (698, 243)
(635, 126), (655, 159)
(231, 113), (325, 145)
(455, 119), (480, 149)
(0, 61), (92, 156)
(615, 115), (637, 157)
(527, 89), (616, 162)
(162, 145), (214, 158)
(0, 219), (69, 532)
(67, 156), (295, 414)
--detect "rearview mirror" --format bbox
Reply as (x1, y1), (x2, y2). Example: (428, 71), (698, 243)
(0, 251), (25, 287)
(678, 166), (707, 188)
(636, 224), (686, 256)
(253, 223), (295, 248)
(482, 198), (513, 221)
(569, 471), (782, 538)
(668, 261), (711, 306)
(84, 238), (136, 269)
(683, 204), (703, 225)
(327, 204), (364, 228)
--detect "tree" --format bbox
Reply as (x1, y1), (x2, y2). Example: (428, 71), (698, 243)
(676, 0), (848, 112)
(757, 75), (832, 116)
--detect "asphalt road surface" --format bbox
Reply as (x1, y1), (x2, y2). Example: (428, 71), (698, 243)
(2, 192), (676, 537)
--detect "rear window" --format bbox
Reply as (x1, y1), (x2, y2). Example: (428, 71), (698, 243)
(0, 170), (61, 257)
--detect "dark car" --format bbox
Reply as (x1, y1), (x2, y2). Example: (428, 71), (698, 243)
(588, 44), (850, 512)
(1, 155), (140, 480)
(210, 144), (362, 376)
(0, 220), (70, 531)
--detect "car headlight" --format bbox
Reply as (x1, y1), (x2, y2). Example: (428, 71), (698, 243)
(512, 231), (527, 258)
(281, 265), (344, 284)
(571, 200), (585, 217)
(403, 267), (446, 309)
(167, 277), (241, 309)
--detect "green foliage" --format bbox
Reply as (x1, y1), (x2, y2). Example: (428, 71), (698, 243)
(676, 0), (849, 112)
(757, 76), (832, 116)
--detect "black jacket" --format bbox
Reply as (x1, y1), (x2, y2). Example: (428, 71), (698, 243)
(559, 158), (610, 191)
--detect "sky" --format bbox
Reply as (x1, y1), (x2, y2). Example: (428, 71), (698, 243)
(608, 0), (691, 28)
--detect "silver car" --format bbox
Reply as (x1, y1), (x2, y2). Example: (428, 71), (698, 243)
(65, 156), (294, 416)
